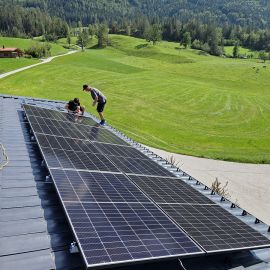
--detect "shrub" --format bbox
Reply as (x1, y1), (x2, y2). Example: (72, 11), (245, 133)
(24, 43), (51, 58)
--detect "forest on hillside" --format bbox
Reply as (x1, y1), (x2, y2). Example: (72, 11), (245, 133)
(19, 0), (270, 28)
(0, 0), (270, 57)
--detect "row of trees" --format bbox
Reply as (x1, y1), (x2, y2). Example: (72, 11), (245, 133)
(105, 19), (270, 56)
(73, 19), (270, 58)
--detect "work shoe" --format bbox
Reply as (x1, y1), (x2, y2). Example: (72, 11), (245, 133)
(99, 120), (106, 126)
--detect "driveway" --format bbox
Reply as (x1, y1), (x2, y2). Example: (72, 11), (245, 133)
(0, 50), (78, 79)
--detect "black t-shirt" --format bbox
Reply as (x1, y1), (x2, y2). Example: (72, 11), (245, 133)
(68, 100), (79, 111)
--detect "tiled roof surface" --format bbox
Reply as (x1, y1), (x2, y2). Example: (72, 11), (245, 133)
(0, 96), (84, 270)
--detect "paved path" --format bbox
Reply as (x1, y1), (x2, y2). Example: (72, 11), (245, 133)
(0, 50), (78, 79)
(146, 146), (270, 226)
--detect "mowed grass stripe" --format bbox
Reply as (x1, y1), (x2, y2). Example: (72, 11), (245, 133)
(1, 35), (270, 163)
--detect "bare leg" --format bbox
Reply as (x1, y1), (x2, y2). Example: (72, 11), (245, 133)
(98, 112), (105, 121)
(80, 106), (85, 115)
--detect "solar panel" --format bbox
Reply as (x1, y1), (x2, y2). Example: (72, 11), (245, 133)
(128, 175), (215, 205)
(24, 104), (97, 126)
(109, 155), (175, 177)
(42, 147), (120, 172)
(50, 169), (151, 203)
(77, 124), (130, 146)
(36, 133), (100, 154)
(27, 114), (129, 146)
(65, 202), (203, 267)
(159, 204), (270, 253)
(93, 142), (148, 159)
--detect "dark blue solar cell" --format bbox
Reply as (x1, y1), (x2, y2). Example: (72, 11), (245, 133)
(110, 253), (133, 261)
(108, 247), (130, 256)
(150, 250), (170, 257)
(86, 255), (111, 265)
(80, 241), (104, 250)
(128, 245), (148, 253)
(131, 251), (152, 259)
(103, 242), (126, 249)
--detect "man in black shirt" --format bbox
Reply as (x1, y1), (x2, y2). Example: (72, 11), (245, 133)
(83, 84), (107, 125)
(65, 98), (85, 115)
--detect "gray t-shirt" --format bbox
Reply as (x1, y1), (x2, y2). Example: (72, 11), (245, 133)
(90, 88), (106, 103)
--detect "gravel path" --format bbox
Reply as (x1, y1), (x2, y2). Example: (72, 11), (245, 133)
(0, 50), (78, 79)
(146, 146), (270, 226)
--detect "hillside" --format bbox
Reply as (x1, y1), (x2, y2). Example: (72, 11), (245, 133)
(18, 0), (270, 28)
(1, 35), (270, 163)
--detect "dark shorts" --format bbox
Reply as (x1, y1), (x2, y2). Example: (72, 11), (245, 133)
(68, 105), (79, 112)
(97, 101), (106, 113)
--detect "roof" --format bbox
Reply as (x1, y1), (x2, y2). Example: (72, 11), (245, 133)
(0, 48), (19, 52)
(0, 94), (269, 270)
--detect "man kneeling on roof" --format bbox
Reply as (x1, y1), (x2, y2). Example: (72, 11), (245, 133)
(65, 98), (85, 115)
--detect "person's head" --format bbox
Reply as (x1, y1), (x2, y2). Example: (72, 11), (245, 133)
(83, 84), (91, 92)
(74, 98), (80, 104)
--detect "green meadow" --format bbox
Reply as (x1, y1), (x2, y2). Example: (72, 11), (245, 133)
(224, 46), (259, 58)
(0, 58), (39, 74)
(1, 35), (270, 163)
(0, 37), (67, 73)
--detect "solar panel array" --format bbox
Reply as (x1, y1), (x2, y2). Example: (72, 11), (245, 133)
(23, 104), (270, 268)
(23, 105), (203, 268)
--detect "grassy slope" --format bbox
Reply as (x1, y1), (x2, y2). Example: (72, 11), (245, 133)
(1, 35), (270, 163)
(0, 37), (67, 73)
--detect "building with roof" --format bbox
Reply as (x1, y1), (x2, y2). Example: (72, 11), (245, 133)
(0, 47), (23, 58)
(0, 94), (270, 270)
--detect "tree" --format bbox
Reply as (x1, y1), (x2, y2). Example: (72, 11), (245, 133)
(126, 25), (131, 36)
(208, 28), (223, 56)
(181, 32), (191, 48)
(67, 34), (71, 48)
(88, 24), (97, 38)
(233, 43), (239, 58)
(96, 24), (109, 48)
(259, 51), (268, 63)
(77, 29), (89, 51)
(145, 24), (162, 45)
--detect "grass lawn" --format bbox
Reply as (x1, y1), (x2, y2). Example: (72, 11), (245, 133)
(0, 58), (39, 74)
(1, 35), (270, 163)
